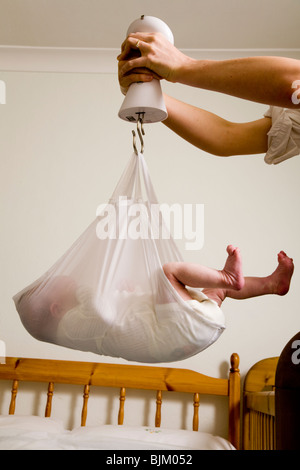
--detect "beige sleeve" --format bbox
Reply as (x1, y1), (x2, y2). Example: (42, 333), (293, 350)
(264, 106), (300, 164)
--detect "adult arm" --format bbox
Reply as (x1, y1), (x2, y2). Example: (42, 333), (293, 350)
(118, 33), (300, 109)
(118, 56), (272, 157)
(163, 95), (271, 156)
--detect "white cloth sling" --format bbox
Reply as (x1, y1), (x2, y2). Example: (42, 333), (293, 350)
(13, 152), (225, 363)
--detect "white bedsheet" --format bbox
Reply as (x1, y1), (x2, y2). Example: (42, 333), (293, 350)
(0, 415), (235, 450)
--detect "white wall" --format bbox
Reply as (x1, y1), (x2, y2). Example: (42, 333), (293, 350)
(0, 50), (299, 436)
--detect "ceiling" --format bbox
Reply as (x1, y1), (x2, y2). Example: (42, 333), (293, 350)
(0, 0), (300, 51)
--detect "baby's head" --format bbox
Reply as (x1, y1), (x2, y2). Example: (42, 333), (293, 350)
(16, 276), (78, 342)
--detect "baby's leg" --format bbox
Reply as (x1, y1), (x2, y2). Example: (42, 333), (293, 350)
(226, 251), (294, 299)
(163, 245), (244, 301)
(203, 251), (294, 306)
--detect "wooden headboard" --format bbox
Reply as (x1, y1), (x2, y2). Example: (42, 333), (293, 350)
(243, 356), (278, 449)
(0, 353), (241, 449)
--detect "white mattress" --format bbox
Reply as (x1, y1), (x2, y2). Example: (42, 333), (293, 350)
(0, 415), (235, 450)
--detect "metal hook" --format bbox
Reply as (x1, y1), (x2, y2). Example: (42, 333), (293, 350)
(132, 113), (145, 155)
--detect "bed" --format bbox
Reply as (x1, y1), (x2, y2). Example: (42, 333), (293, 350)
(0, 353), (240, 450)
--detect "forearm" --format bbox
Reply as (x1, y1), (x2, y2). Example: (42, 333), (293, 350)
(176, 56), (300, 109)
(163, 95), (270, 156)
(163, 95), (231, 155)
(119, 33), (300, 108)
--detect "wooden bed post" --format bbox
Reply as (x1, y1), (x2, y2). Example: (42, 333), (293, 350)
(118, 387), (126, 425)
(9, 380), (19, 415)
(45, 382), (54, 417)
(81, 384), (90, 427)
(228, 353), (240, 450)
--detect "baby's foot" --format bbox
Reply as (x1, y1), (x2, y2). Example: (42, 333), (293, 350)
(270, 251), (294, 295)
(221, 245), (245, 290)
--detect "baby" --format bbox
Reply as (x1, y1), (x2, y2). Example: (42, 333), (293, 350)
(14, 245), (294, 362)
(15, 276), (82, 344)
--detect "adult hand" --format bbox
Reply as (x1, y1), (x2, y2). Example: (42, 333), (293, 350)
(118, 63), (157, 95)
(117, 32), (193, 94)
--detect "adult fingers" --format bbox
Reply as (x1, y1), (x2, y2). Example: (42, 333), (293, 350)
(119, 56), (150, 77)
(118, 33), (153, 61)
(118, 72), (154, 95)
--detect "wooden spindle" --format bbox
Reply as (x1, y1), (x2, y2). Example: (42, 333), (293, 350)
(45, 382), (54, 417)
(155, 390), (162, 427)
(229, 353), (240, 449)
(118, 387), (126, 425)
(81, 384), (90, 427)
(193, 393), (200, 431)
(249, 410), (254, 450)
(9, 380), (18, 415)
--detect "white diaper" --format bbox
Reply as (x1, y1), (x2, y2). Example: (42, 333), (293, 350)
(185, 289), (225, 325)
